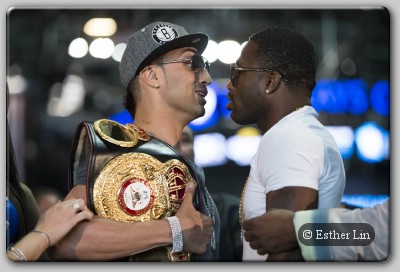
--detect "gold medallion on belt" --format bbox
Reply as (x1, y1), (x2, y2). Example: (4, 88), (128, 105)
(93, 152), (195, 222)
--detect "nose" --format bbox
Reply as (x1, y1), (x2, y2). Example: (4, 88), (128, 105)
(200, 69), (212, 86)
(226, 80), (233, 90)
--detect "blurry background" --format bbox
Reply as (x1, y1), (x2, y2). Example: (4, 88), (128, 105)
(7, 8), (390, 209)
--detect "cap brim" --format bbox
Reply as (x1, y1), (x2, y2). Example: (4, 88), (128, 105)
(136, 33), (208, 75)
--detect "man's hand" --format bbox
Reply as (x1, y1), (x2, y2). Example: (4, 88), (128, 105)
(176, 181), (213, 254)
(242, 209), (298, 255)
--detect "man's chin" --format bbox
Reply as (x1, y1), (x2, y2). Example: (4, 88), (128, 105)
(197, 108), (206, 118)
(230, 113), (250, 125)
(190, 109), (206, 122)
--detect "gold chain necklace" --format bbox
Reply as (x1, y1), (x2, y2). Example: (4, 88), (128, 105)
(238, 176), (249, 228)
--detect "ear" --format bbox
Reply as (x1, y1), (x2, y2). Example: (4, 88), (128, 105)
(139, 66), (160, 89)
(265, 72), (282, 94)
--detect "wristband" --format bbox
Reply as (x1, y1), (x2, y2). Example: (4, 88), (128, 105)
(166, 216), (183, 253)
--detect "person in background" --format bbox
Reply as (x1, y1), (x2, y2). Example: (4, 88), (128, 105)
(179, 126), (196, 162)
(225, 26), (346, 261)
(6, 83), (93, 261)
(242, 199), (389, 261)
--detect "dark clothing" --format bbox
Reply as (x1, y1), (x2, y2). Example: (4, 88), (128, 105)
(211, 192), (242, 261)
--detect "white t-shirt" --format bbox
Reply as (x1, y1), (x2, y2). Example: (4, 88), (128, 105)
(242, 106), (346, 261)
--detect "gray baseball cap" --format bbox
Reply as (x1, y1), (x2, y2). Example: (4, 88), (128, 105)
(119, 21), (209, 90)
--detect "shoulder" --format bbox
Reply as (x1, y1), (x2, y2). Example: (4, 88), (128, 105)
(19, 182), (35, 201)
(262, 121), (323, 153)
(19, 183), (41, 225)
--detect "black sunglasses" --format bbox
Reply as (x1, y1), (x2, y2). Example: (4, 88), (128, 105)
(230, 64), (286, 87)
(156, 54), (210, 73)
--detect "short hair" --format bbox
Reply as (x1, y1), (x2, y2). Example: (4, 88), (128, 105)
(124, 76), (140, 119)
(249, 26), (316, 90)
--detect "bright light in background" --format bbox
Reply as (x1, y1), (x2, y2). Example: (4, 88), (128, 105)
(194, 133), (227, 167)
(89, 38), (115, 59)
(341, 194), (389, 208)
(47, 75), (86, 117)
(382, 130), (390, 159)
(344, 79), (369, 115)
(190, 83), (219, 131)
(202, 40), (219, 63)
(217, 40), (241, 64)
(7, 75), (27, 94)
(355, 122), (387, 163)
(326, 126), (354, 159)
(312, 79), (346, 113)
(226, 127), (261, 166)
(83, 18), (117, 37)
(370, 80), (390, 116)
(236, 127), (261, 136)
(311, 79), (369, 114)
(112, 43), (126, 62)
(108, 109), (133, 125)
(68, 38), (89, 58)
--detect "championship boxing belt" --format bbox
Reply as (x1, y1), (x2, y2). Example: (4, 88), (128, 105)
(68, 119), (197, 261)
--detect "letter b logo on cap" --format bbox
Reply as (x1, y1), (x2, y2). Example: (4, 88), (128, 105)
(152, 24), (179, 44)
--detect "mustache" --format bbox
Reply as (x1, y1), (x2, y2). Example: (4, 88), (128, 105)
(195, 83), (208, 91)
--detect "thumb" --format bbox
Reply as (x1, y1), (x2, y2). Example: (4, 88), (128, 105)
(242, 217), (252, 230)
(182, 181), (197, 205)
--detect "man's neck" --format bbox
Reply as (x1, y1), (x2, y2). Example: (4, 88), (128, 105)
(133, 118), (184, 148)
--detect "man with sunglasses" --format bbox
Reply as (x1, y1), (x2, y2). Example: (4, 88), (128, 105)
(51, 22), (219, 262)
(226, 26), (346, 261)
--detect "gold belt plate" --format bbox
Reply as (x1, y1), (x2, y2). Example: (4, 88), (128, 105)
(93, 152), (196, 222)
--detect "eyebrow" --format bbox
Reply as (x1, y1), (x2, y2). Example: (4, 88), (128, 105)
(184, 48), (197, 53)
(180, 48), (197, 57)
